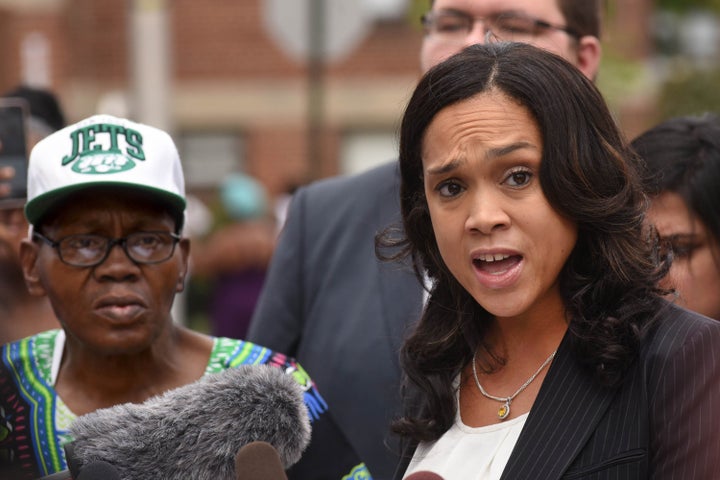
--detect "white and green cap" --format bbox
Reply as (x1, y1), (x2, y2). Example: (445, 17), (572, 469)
(25, 114), (186, 226)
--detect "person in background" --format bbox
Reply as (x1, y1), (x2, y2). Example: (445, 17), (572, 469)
(386, 41), (720, 480)
(2, 86), (65, 142)
(0, 85), (66, 344)
(0, 114), (370, 479)
(632, 113), (720, 320)
(247, 1), (603, 477)
(190, 173), (276, 339)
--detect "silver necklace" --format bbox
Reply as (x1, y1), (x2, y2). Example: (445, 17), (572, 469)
(471, 349), (557, 421)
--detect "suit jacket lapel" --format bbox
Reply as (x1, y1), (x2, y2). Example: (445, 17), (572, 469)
(501, 335), (616, 479)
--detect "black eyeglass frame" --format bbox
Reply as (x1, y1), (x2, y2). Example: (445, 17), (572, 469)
(421, 10), (582, 41)
(32, 230), (182, 267)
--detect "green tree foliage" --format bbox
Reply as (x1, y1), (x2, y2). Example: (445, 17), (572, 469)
(408, 0), (430, 27)
(658, 67), (720, 119)
(657, 0), (720, 13)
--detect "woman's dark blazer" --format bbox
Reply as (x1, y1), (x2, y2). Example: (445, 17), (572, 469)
(394, 302), (720, 479)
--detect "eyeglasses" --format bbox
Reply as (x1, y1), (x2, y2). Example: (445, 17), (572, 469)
(421, 10), (580, 44)
(33, 231), (181, 267)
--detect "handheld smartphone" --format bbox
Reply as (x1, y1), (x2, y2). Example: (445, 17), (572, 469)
(0, 97), (29, 207)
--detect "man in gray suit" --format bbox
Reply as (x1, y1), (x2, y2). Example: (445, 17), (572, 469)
(248, 1), (602, 477)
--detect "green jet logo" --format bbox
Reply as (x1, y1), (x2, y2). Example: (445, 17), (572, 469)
(61, 123), (146, 174)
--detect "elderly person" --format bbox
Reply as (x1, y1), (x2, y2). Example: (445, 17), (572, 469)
(0, 114), (369, 479)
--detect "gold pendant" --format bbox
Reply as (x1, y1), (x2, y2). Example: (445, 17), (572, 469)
(498, 401), (510, 420)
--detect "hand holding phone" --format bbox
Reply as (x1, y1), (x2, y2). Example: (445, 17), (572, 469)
(0, 164), (15, 196)
(0, 98), (28, 207)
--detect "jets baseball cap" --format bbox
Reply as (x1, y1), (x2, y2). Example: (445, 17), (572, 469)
(25, 114), (186, 227)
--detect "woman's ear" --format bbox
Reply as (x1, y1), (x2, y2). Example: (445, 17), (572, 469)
(20, 238), (47, 296)
(175, 237), (190, 293)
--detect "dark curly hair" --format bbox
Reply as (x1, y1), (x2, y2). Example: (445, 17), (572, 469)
(378, 42), (668, 444)
(633, 113), (720, 255)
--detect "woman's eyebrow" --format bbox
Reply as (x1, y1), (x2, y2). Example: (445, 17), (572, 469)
(425, 141), (537, 176)
(486, 141), (537, 159)
(426, 157), (463, 176)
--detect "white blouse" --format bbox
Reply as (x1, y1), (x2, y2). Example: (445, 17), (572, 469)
(403, 408), (527, 480)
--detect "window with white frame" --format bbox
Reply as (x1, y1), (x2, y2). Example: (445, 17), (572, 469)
(177, 131), (244, 188)
(340, 130), (398, 175)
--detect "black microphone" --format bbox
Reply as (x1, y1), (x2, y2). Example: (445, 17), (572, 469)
(75, 461), (121, 480)
(405, 471), (445, 480)
(63, 365), (310, 479)
(234, 441), (288, 480)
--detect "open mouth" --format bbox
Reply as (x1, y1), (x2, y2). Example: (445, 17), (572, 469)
(473, 253), (523, 275)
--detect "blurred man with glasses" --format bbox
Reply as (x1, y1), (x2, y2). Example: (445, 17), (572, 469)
(421, 0), (601, 78)
(248, 1), (603, 478)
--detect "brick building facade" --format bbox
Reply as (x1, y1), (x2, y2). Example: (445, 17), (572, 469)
(0, 0), (424, 202)
(0, 0), (652, 203)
